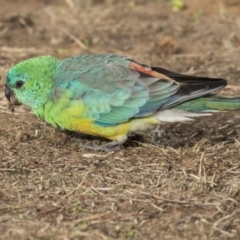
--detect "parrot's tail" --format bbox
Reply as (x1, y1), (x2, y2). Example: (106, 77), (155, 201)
(155, 94), (240, 123)
(174, 94), (240, 112)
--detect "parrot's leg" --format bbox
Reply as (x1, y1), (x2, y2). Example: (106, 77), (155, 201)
(79, 140), (124, 152)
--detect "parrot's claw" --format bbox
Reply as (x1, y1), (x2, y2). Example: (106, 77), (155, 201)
(79, 141), (122, 152)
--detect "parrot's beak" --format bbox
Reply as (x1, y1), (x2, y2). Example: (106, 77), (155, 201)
(4, 84), (13, 102)
(4, 84), (21, 105)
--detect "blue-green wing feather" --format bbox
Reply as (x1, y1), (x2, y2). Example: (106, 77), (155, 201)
(53, 54), (180, 125)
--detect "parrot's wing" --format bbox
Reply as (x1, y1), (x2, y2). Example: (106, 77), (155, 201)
(148, 65), (227, 109)
(54, 55), (226, 126)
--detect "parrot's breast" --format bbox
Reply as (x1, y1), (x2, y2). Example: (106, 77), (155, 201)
(34, 97), (159, 141)
(34, 99), (130, 140)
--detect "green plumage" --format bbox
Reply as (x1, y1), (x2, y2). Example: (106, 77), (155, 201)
(174, 94), (240, 112)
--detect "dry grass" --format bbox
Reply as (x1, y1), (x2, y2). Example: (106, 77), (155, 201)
(1, 0), (240, 239)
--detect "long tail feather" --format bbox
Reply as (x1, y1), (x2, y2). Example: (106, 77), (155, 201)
(173, 94), (240, 112)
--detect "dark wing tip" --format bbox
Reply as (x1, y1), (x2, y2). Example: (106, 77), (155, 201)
(151, 67), (228, 109)
(152, 66), (227, 90)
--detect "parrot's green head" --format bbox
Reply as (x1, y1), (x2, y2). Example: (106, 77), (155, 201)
(5, 55), (58, 110)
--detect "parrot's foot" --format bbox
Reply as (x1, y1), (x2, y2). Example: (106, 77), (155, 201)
(79, 140), (123, 152)
(151, 125), (165, 142)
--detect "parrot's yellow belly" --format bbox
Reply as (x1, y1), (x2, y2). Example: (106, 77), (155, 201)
(64, 116), (159, 141)
(36, 100), (159, 141)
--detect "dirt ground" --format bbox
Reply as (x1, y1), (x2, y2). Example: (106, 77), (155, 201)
(1, 0), (240, 239)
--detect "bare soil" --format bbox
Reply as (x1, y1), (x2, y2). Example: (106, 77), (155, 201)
(1, 0), (240, 239)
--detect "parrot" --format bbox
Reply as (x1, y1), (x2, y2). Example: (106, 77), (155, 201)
(4, 54), (240, 151)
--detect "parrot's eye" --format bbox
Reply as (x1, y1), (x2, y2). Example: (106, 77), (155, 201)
(15, 80), (24, 89)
